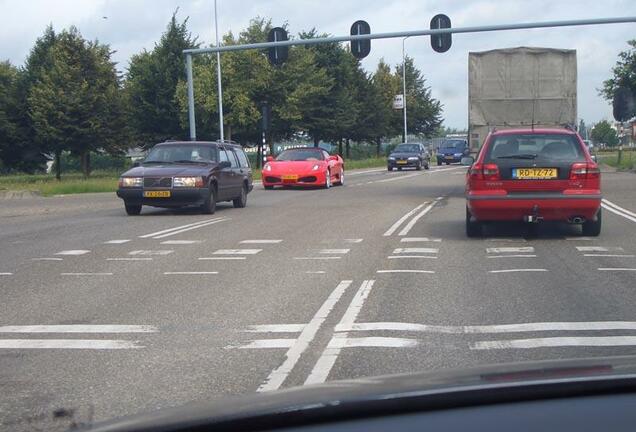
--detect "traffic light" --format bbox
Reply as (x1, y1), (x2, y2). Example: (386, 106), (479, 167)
(430, 14), (452, 53)
(350, 20), (371, 59)
(267, 27), (288, 66)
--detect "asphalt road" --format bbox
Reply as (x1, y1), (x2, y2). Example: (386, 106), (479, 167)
(1, 164), (636, 430)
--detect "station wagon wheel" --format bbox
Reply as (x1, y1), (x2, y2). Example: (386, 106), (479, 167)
(233, 184), (247, 208)
(201, 186), (217, 214)
(125, 203), (142, 216)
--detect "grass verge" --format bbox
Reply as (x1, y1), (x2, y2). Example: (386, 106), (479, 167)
(597, 151), (636, 170)
(345, 157), (387, 170)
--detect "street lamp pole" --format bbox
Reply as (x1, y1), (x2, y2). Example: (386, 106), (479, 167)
(214, 0), (224, 142)
(402, 37), (408, 143)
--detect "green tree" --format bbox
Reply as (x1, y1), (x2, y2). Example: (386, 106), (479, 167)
(396, 56), (443, 138)
(601, 39), (636, 119)
(28, 27), (125, 178)
(125, 13), (198, 146)
(368, 59), (401, 151)
(0, 61), (22, 171)
(591, 120), (619, 147)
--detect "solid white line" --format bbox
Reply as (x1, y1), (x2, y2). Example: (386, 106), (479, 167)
(293, 257), (342, 260)
(213, 249), (262, 255)
(487, 247), (535, 254)
(104, 239), (131, 244)
(392, 247), (438, 254)
(139, 218), (221, 238)
(338, 321), (636, 334)
(400, 237), (442, 243)
(383, 203), (427, 236)
(584, 254), (635, 258)
(598, 268), (636, 272)
(304, 280), (374, 385)
(489, 269), (548, 273)
(344, 238), (364, 243)
(565, 237), (595, 241)
(487, 255), (537, 259)
(0, 325), (157, 333)
(237, 339), (295, 349)
(602, 203), (636, 223)
(257, 280), (353, 392)
(55, 250), (90, 256)
(0, 339), (142, 349)
(377, 270), (435, 274)
(160, 240), (202, 245)
(106, 257), (153, 261)
(319, 249), (350, 254)
(471, 336), (636, 350)
(61, 273), (113, 276)
(163, 271), (218, 275)
(152, 218), (229, 239)
(0, 272), (13, 275)
(398, 201), (438, 236)
(239, 239), (283, 244)
(576, 246), (623, 252)
(388, 255), (438, 259)
(245, 324), (305, 333)
(129, 250), (173, 256)
(602, 199), (636, 218)
(32, 258), (63, 261)
(198, 257), (246, 260)
(486, 238), (527, 243)
(327, 335), (418, 348)
(306, 271), (327, 274)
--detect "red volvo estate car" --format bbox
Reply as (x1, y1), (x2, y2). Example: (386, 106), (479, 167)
(465, 128), (601, 237)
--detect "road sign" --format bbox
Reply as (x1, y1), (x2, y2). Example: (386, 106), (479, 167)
(267, 27), (288, 66)
(393, 94), (404, 109)
(430, 14), (452, 53)
(350, 20), (371, 59)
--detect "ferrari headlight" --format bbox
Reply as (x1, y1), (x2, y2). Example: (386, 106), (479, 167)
(312, 164), (320, 171)
(119, 177), (143, 187)
(173, 176), (204, 187)
(264, 163), (272, 172)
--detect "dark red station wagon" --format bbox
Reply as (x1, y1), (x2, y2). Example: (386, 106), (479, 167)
(464, 128), (602, 237)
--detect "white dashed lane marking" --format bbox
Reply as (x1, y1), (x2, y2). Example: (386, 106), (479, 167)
(139, 218), (229, 239)
(584, 254), (635, 258)
(0, 272), (13, 276)
(392, 248), (438, 254)
(576, 246), (624, 252)
(163, 271), (219, 275)
(377, 270), (435, 274)
(400, 237), (442, 243)
(213, 249), (262, 255)
(129, 250), (173, 256)
(199, 257), (246, 260)
(55, 250), (90, 256)
(489, 269), (548, 273)
(236, 339), (296, 349)
(487, 255), (537, 259)
(0, 340), (143, 349)
(318, 249), (350, 254)
(104, 239), (131, 244)
(0, 325), (157, 333)
(398, 201), (438, 236)
(471, 336), (636, 350)
(106, 258), (153, 261)
(487, 247), (535, 254)
(32, 258), (63, 261)
(388, 256), (437, 259)
(239, 239), (283, 244)
(293, 257), (341, 260)
(598, 268), (636, 272)
(245, 324), (305, 333)
(160, 240), (202, 245)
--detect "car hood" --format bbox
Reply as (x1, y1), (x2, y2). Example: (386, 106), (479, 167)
(389, 152), (419, 158)
(267, 161), (324, 173)
(121, 164), (212, 177)
(82, 355), (636, 432)
(439, 148), (463, 154)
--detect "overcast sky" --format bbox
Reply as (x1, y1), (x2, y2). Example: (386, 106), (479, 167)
(2, 0), (635, 128)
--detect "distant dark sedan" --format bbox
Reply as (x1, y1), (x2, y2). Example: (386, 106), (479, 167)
(387, 143), (430, 171)
(116, 141), (253, 215)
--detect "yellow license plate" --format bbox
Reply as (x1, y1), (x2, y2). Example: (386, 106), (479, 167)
(282, 175), (298, 181)
(513, 168), (557, 179)
(397, 160), (407, 165)
(445, 156), (454, 159)
(144, 190), (171, 198)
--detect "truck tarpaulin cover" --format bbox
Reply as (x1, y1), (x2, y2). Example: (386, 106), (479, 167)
(468, 47), (577, 149)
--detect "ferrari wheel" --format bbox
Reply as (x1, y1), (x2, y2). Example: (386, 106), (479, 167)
(336, 169), (344, 186)
(324, 170), (332, 189)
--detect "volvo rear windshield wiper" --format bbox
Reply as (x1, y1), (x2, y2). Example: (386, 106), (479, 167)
(496, 154), (538, 160)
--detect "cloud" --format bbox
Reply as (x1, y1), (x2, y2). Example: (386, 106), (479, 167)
(1, 0), (634, 127)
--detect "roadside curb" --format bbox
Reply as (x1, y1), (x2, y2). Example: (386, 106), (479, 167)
(0, 190), (42, 199)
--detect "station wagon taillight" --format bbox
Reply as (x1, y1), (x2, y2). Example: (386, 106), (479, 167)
(470, 163), (499, 181)
(570, 162), (600, 180)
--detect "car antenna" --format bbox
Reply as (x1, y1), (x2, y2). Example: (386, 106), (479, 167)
(531, 100), (536, 131)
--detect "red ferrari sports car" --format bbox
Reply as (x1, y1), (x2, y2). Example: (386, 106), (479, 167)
(262, 147), (344, 189)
